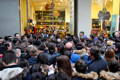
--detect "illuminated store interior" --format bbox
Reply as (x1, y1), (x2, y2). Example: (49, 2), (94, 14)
(19, 0), (120, 36)
(91, 0), (120, 36)
(20, 0), (74, 35)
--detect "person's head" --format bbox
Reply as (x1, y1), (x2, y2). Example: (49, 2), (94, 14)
(14, 33), (21, 39)
(2, 50), (18, 66)
(4, 41), (13, 51)
(12, 38), (21, 46)
(26, 34), (32, 39)
(56, 55), (72, 77)
(108, 61), (120, 72)
(19, 42), (28, 54)
(66, 36), (73, 42)
(75, 60), (87, 73)
(89, 46), (100, 60)
(57, 38), (62, 43)
(38, 43), (46, 51)
(107, 40), (114, 46)
(18, 59), (29, 68)
(37, 53), (49, 64)
(65, 42), (73, 51)
(90, 34), (95, 40)
(54, 30), (57, 35)
(21, 35), (28, 42)
(73, 36), (79, 45)
(105, 48), (116, 62)
(4, 36), (10, 42)
(114, 31), (120, 38)
(115, 42), (120, 50)
(57, 43), (64, 55)
(76, 43), (84, 50)
(14, 47), (21, 57)
(79, 31), (84, 37)
(48, 42), (56, 54)
(27, 45), (38, 56)
(33, 40), (41, 47)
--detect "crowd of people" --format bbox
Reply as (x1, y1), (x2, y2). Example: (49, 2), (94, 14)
(0, 31), (120, 80)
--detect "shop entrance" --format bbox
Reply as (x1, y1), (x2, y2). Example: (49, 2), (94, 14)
(91, 0), (120, 36)
(19, 0), (75, 36)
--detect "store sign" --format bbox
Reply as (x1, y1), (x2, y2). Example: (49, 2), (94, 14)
(98, 11), (104, 21)
(98, 8), (111, 21)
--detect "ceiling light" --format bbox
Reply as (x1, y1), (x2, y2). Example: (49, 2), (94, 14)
(60, 0), (63, 2)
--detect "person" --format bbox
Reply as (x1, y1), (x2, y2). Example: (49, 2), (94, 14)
(112, 31), (120, 42)
(0, 50), (24, 80)
(47, 42), (60, 65)
(14, 33), (21, 39)
(73, 42), (87, 55)
(108, 61), (120, 72)
(0, 37), (4, 57)
(13, 47), (22, 58)
(4, 41), (13, 51)
(115, 42), (120, 57)
(29, 64), (46, 80)
(18, 58), (29, 69)
(111, 31), (120, 57)
(27, 45), (39, 65)
(4, 36), (13, 42)
(56, 43), (64, 55)
(64, 42), (73, 58)
(106, 40), (115, 49)
(64, 42), (81, 64)
(41, 30), (49, 39)
(47, 71), (71, 80)
(105, 48), (117, 63)
(72, 60), (98, 80)
(18, 59), (30, 80)
(56, 55), (73, 78)
(70, 53), (80, 64)
(38, 43), (47, 53)
(79, 31), (87, 40)
(75, 60), (87, 73)
(100, 61), (120, 80)
(12, 38), (21, 47)
(45, 55), (72, 80)
(87, 46), (108, 73)
(38, 42), (60, 65)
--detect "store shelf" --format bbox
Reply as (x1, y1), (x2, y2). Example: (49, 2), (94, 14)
(91, 19), (101, 35)
(35, 10), (65, 26)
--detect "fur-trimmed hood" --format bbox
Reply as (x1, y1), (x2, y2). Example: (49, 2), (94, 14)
(0, 67), (23, 80)
(100, 70), (120, 80)
(73, 71), (98, 79)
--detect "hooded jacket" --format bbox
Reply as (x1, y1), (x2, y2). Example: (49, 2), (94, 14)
(72, 71), (98, 80)
(100, 70), (120, 80)
(0, 67), (23, 80)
